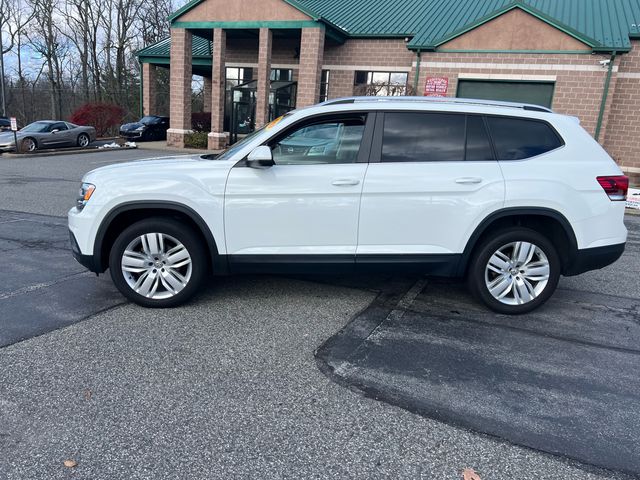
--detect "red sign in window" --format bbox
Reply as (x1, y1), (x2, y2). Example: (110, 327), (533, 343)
(424, 77), (449, 97)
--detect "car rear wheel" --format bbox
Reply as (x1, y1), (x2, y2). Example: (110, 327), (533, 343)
(77, 133), (90, 148)
(109, 218), (207, 308)
(467, 227), (560, 314)
(22, 137), (37, 152)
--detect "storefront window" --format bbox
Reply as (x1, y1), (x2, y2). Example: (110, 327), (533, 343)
(320, 70), (330, 101)
(270, 69), (293, 81)
(354, 70), (408, 96)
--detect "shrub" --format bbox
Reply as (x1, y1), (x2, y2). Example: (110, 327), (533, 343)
(71, 103), (125, 137)
(184, 131), (209, 149)
(192, 112), (211, 132)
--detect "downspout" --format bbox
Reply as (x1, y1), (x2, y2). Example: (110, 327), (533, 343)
(138, 60), (144, 118)
(413, 49), (421, 94)
(594, 51), (616, 142)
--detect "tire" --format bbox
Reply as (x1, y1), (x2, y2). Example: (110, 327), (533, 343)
(22, 137), (37, 152)
(467, 227), (560, 314)
(109, 217), (207, 308)
(77, 133), (90, 148)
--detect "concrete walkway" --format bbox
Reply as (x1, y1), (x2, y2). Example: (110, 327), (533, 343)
(136, 140), (216, 155)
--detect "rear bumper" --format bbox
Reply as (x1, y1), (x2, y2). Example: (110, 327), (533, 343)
(564, 242), (625, 276)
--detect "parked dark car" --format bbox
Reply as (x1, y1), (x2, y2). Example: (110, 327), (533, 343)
(119, 115), (170, 141)
(0, 117), (12, 132)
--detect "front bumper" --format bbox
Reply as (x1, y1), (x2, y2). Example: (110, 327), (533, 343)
(120, 130), (143, 138)
(564, 242), (625, 276)
(69, 229), (100, 272)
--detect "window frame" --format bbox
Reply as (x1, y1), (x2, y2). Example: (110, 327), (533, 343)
(369, 110), (565, 164)
(320, 70), (330, 102)
(50, 122), (68, 132)
(354, 70), (409, 97)
(237, 112), (376, 167)
(484, 114), (565, 161)
(370, 111), (497, 164)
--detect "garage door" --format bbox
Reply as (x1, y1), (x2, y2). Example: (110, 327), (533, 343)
(457, 80), (554, 108)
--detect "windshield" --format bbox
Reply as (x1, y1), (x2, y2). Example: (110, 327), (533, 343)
(21, 122), (51, 133)
(203, 126), (267, 161)
(203, 112), (294, 161)
(139, 116), (158, 125)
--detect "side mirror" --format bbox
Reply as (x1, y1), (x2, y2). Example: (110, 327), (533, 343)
(51, 129), (59, 134)
(246, 145), (274, 168)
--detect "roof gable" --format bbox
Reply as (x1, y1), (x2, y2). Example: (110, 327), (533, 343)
(170, 0), (313, 23)
(439, 6), (592, 52)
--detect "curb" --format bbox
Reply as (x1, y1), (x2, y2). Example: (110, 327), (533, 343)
(1, 146), (137, 158)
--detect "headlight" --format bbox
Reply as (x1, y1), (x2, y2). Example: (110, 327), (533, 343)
(135, 126), (145, 131)
(76, 183), (96, 210)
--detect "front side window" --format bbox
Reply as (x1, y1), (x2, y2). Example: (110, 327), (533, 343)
(270, 116), (366, 165)
(354, 71), (408, 96)
(381, 112), (465, 162)
(51, 122), (68, 132)
(486, 116), (563, 160)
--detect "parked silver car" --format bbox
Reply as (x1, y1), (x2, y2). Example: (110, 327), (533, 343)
(0, 120), (96, 152)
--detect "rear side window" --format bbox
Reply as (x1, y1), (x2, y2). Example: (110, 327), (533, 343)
(381, 112), (465, 162)
(486, 116), (562, 160)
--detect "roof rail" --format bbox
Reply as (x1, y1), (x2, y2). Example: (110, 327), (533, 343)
(320, 96), (553, 113)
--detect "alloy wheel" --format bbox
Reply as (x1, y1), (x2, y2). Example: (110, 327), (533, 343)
(121, 232), (193, 300)
(24, 138), (36, 151)
(78, 134), (90, 147)
(484, 241), (550, 306)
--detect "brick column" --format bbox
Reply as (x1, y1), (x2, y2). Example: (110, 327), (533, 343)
(142, 63), (157, 115)
(203, 76), (212, 113)
(168, 28), (193, 148)
(208, 28), (228, 150)
(255, 28), (273, 128)
(296, 27), (325, 108)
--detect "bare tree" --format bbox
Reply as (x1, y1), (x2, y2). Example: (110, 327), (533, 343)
(139, 0), (173, 46)
(27, 0), (69, 118)
(3, 0), (175, 122)
(57, 0), (92, 101)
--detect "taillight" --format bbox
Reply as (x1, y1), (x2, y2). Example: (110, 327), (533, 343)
(596, 175), (628, 201)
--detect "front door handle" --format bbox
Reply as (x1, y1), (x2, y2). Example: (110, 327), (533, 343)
(455, 177), (483, 185)
(332, 179), (360, 187)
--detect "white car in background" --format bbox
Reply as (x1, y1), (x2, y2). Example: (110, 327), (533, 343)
(68, 97), (628, 314)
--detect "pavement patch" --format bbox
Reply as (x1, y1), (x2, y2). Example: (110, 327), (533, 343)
(317, 274), (640, 477)
(0, 210), (125, 347)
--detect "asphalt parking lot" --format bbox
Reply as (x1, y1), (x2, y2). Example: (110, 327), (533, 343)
(1, 149), (639, 479)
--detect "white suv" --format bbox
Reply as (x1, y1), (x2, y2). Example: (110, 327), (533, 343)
(68, 97), (628, 314)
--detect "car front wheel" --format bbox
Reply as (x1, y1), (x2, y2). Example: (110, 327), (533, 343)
(22, 137), (37, 152)
(467, 227), (560, 314)
(109, 218), (207, 307)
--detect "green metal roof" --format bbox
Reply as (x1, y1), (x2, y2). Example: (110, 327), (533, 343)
(137, 34), (212, 57)
(297, 0), (640, 51)
(142, 0), (640, 60)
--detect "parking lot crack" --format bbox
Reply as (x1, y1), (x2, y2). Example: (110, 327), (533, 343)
(0, 271), (92, 300)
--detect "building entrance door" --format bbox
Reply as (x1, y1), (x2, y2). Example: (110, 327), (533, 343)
(230, 80), (297, 143)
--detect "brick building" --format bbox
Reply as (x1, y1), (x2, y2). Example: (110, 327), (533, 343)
(136, 0), (640, 180)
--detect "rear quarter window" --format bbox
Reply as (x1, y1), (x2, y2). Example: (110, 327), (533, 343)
(486, 116), (563, 160)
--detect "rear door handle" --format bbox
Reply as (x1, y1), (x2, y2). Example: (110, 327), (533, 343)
(455, 177), (483, 185)
(332, 179), (360, 186)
